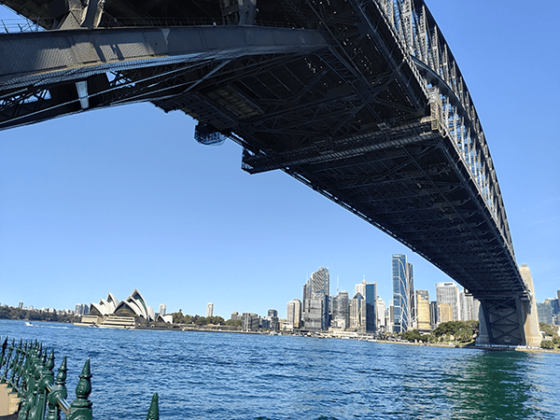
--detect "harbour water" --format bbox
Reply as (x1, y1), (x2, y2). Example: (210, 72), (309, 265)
(2, 319), (559, 419)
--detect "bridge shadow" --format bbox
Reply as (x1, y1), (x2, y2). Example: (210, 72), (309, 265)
(442, 350), (550, 419)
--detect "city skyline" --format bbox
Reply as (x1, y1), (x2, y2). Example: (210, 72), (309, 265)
(0, 1), (559, 317)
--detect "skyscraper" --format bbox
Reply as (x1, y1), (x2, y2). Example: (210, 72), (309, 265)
(332, 291), (349, 329)
(287, 299), (302, 329)
(364, 282), (377, 333)
(436, 282), (461, 321)
(377, 297), (386, 331)
(302, 267), (330, 331)
(206, 302), (214, 318)
(439, 303), (453, 323)
(392, 254), (414, 333)
(349, 293), (365, 331)
(429, 301), (438, 330)
(355, 280), (366, 299)
(459, 292), (479, 321)
(354, 279), (376, 333)
(158, 303), (167, 316)
(416, 290), (431, 331)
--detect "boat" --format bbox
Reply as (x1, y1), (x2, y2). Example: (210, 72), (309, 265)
(25, 322), (33, 326)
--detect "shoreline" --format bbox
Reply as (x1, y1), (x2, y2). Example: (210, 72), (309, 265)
(74, 321), (560, 354)
(13, 319), (558, 355)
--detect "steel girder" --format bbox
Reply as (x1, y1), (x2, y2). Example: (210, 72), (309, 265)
(0, 26), (328, 129)
(479, 297), (526, 346)
(0, 0), (533, 341)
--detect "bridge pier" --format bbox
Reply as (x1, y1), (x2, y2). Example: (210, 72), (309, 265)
(476, 265), (541, 347)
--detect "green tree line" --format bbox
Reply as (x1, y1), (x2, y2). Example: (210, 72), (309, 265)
(540, 322), (560, 350)
(399, 320), (479, 344)
(171, 312), (242, 328)
(0, 306), (80, 323)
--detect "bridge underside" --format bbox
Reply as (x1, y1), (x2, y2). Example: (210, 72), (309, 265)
(0, 0), (540, 345)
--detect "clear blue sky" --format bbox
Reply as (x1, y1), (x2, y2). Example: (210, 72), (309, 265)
(1, 1), (559, 318)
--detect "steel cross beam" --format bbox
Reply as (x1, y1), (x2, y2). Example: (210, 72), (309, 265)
(0, 26), (328, 90)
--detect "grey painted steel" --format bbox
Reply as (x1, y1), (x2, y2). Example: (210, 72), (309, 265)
(0, 0), (539, 345)
(0, 26), (328, 90)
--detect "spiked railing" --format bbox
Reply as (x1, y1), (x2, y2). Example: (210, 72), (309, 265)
(0, 336), (159, 420)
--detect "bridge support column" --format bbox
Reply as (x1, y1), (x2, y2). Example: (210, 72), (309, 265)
(476, 265), (541, 347)
(519, 265), (542, 348)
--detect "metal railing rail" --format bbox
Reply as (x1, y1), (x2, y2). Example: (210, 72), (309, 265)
(0, 336), (159, 420)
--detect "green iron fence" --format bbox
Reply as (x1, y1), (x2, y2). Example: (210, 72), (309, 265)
(0, 337), (159, 420)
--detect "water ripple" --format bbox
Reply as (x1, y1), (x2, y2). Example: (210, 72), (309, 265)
(1, 320), (559, 419)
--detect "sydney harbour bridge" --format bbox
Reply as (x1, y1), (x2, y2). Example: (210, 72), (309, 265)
(0, 0), (541, 346)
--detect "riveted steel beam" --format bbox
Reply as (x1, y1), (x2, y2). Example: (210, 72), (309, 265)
(0, 26), (328, 91)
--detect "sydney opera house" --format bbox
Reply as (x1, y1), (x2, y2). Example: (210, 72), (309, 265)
(79, 289), (170, 328)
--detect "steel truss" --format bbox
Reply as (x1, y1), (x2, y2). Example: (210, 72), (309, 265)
(0, 0), (537, 343)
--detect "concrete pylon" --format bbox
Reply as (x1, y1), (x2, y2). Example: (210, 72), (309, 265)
(519, 265), (542, 348)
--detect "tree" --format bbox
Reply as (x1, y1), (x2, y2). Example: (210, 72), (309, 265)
(541, 340), (554, 350)
(402, 330), (422, 342)
(225, 319), (242, 328)
(172, 312), (184, 324)
(455, 328), (473, 343)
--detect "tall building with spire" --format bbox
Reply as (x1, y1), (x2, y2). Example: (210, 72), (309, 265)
(302, 267), (330, 331)
(392, 254), (414, 333)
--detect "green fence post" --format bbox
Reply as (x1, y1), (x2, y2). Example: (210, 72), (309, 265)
(46, 356), (67, 420)
(8, 351), (20, 392)
(146, 393), (159, 420)
(14, 341), (26, 395)
(68, 358), (92, 420)
(25, 348), (45, 420)
(1, 339), (13, 383)
(0, 337), (7, 369)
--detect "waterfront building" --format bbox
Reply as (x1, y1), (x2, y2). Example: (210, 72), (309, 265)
(459, 292), (480, 321)
(286, 299), (302, 329)
(267, 309), (280, 331)
(231, 311), (241, 321)
(439, 303), (453, 323)
(377, 297), (386, 332)
(18, 302), (23, 309)
(354, 280), (377, 333)
(159, 303), (167, 316)
(242, 313), (260, 332)
(364, 282), (377, 333)
(75, 304), (89, 316)
(355, 280), (366, 299)
(436, 282), (461, 321)
(114, 290), (155, 321)
(416, 290), (431, 331)
(91, 290), (154, 321)
(349, 293), (365, 331)
(332, 291), (349, 329)
(206, 303), (214, 318)
(303, 294), (328, 331)
(429, 301), (438, 330)
(537, 300), (555, 325)
(386, 304), (394, 331)
(90, 292), (119, 317)
(302, 267), (330, 331)
(392, 254), (414, 333)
